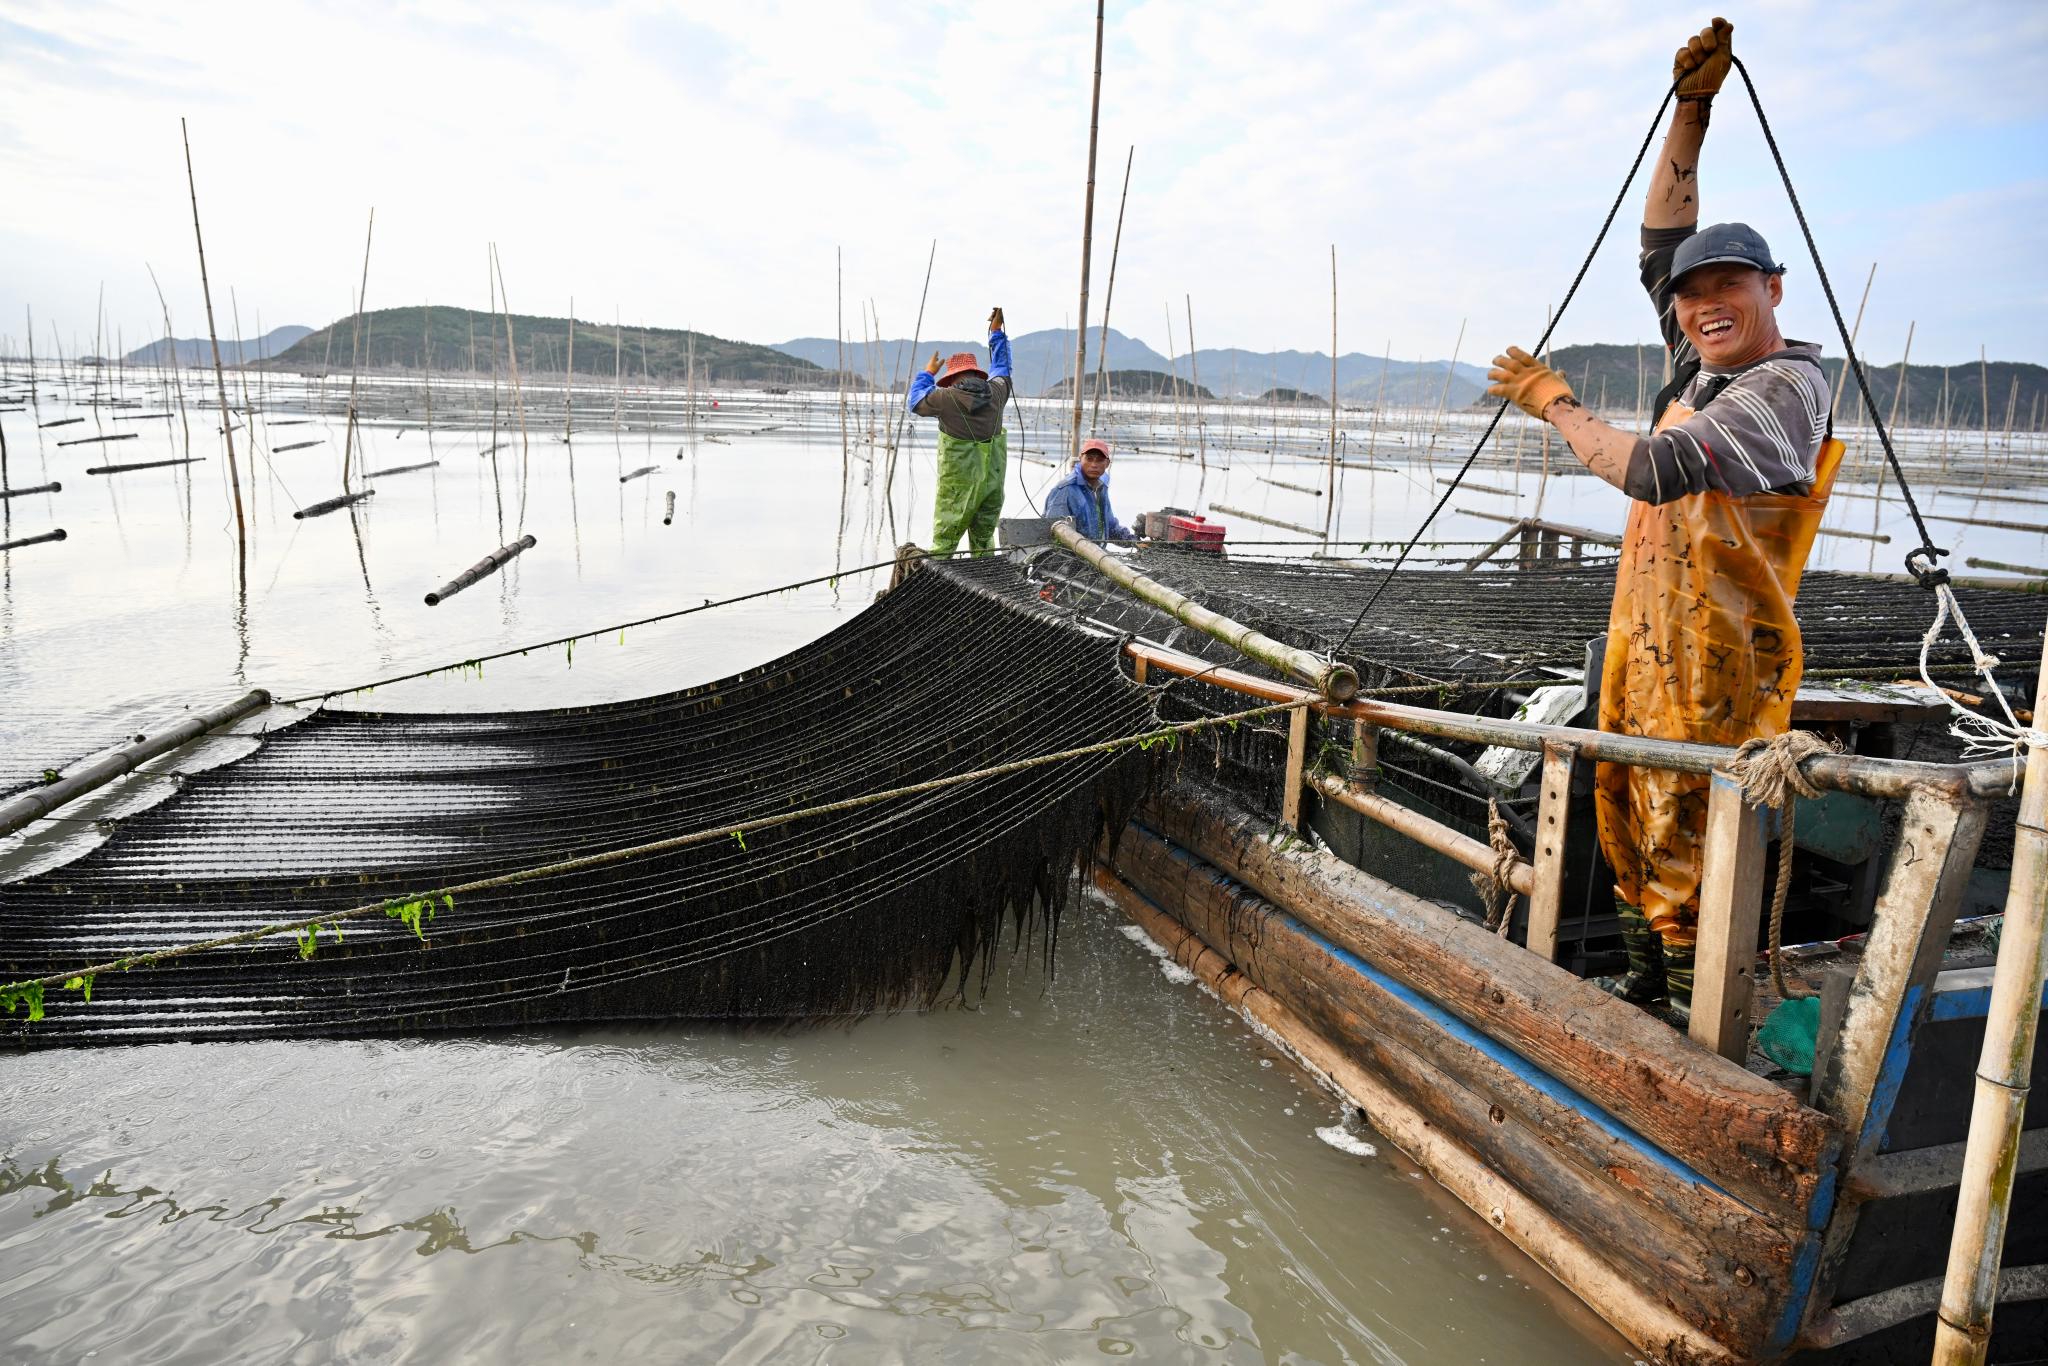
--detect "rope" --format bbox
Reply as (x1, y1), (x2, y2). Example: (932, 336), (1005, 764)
(1330, 82), (1678, 659)
(1728, 54), (2039, 765)
(1919, 583), (2047, 779)
(1725, 57), (1942, 584)
(0, 696), (1311, 1002)
(1474, 796), (1520, 935)
(1726, 729), (1842, 1000)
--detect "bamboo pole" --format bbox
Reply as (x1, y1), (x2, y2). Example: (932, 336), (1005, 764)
(179, 117), (246, 568)
(563, 299), (574, 442)
(492, 246), (531, 529)
(1053, 519), (1358, 699)
(1829, 263), (1877, 426)
(422, 303), (433, 440)
(424, 534), (538, 605)
(1092, 145), (1133, 430)
(1185, 295), (1207, 484)
(1324, 244), (1338, 545)
(340, 208), (374, 488)
(1933, 632), (2048, 1363)
(0, 689), (270, 837)
(1067, 0), (1105, 465)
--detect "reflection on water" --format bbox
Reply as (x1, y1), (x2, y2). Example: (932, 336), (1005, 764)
(0, 910), (1630, 1364)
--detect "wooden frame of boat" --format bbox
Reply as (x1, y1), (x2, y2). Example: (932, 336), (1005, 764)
(1104, 633), (2037, 1363)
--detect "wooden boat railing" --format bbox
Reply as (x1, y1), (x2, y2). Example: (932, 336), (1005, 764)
(1124, 638), (2006, 1070)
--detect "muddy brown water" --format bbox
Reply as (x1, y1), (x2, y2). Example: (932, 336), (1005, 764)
(13, 365), (1957, 1361)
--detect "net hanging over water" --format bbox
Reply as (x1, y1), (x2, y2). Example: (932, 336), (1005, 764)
(0, 562), (1156, 1048)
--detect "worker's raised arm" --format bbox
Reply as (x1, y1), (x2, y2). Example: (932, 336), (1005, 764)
(907, 350), (943, 413)
(986, 307), (1013, 401)
(1643, 19), (1730, 232)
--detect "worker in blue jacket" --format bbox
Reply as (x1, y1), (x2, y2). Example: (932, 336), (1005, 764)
(1044, 438), (1135, 542)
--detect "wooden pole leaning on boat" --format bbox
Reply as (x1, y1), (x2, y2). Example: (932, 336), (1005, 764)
(1933, 633), (2048, 1365)
(425, 534), (538, 606)
(1049, 519), (1358, 700)
(0, 689), (270, 838)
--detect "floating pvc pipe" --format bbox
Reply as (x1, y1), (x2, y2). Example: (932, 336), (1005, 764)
(0, 528), (66, 551)
(273, 440), (324, 453)
(0, 688), (270, 837)
(620, 464), (658, 484)
(86, 457), (205, 475)
(294, 489), (375, 520)
(0, 481), (61, 499)
(57, 432), (141, 447)
(363, 460), (439, 478)
(425, 534), (538, 606)
(664, 490), (676, 525)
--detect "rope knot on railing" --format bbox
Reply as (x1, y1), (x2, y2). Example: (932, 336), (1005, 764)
(1475, 797), (1520, 936)
(1728, 729), (1843, 1001)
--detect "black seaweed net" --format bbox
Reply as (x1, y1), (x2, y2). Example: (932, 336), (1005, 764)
(0, 561), (1157, 1048)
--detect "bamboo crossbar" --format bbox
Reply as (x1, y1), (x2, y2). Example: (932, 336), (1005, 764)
(0, 481), (60, 499)
(1122, 638), (2008, 802)
(1310, 770), (1534, 896)
(0, 689), (271, 837)
(1057, 521), (1358, 700)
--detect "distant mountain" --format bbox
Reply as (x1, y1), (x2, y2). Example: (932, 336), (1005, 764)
(264, 308), (830, 385)
(124, 326), (312, 367)
(1042, 369), (1216, 401)
(772, 328), (1488, 406)
(1542, 342), (2048, 428)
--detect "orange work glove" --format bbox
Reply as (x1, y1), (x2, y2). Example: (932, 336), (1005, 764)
(988, 306), (1005, 334)
(1487, 347), (1574, 420)
(1674, 18), (1733, 100)
(924, 351), (943, 376)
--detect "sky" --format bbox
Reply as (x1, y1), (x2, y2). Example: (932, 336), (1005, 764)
(1, 0), (2043, 369)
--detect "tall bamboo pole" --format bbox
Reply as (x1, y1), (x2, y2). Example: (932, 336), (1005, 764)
(492, 246), (531, 529)
(1067, 0), (1105, 465)
(1186, 295), (1206, 485)
(1091, 145), (1133, 430)
(563, 299), (574, 443)
(179, 117), (246, 566)
(836, 246), (849, 550)
(1932, 633), (2048, 1364)
(340, 208), (374, 488)
(421, 303), (434, 440)
(1829, 262), (1877, 425)
(1981, 345), (1992, 460)
(1324, 244), (1338, 543)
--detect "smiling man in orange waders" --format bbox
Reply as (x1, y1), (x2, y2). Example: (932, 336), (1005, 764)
(1486, 18), (1844, 1024)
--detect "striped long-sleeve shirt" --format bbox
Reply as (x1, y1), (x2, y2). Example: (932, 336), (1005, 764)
(1625, 225), (1830, 505)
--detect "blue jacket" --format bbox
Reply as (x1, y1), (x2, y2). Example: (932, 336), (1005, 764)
(1043, 465), (1133, 542)
(906, 328), (1013, 414)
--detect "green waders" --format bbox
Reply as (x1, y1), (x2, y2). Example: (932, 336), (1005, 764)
(931, 428), (1007, 557)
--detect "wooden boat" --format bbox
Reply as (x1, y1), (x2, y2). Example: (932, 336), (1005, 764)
(1037, 527), (2048, 1363)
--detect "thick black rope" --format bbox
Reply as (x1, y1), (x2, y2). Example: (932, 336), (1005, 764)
(1331, 84), (1678, 658)
(1336, 58), (1955, 664)
(1727, 55), (1945, 585)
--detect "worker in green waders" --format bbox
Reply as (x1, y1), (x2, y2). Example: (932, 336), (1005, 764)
(907, 307), (1013, 556)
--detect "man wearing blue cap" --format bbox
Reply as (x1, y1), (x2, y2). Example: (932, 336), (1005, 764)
(1486, 18), (1839, 1024)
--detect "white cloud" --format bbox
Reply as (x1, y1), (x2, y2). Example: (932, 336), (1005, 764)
(0, 0), (2041, 365)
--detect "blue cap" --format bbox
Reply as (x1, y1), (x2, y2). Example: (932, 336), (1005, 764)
(1671, 222), (1786, 285)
